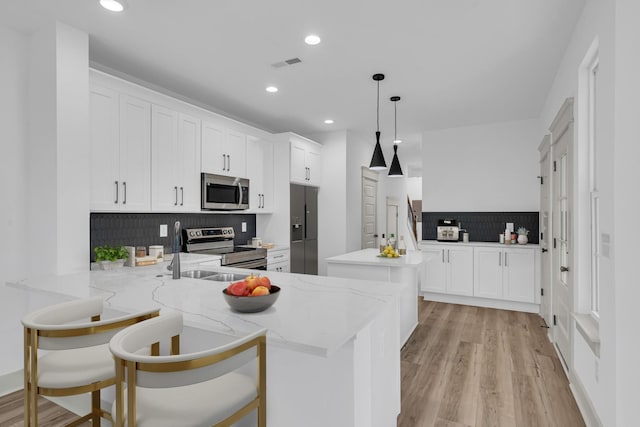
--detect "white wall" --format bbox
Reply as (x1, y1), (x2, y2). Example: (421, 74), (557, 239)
(0, 26), (29, 283)
(406, 177), (422, 203)
(422, 119), (540, 212)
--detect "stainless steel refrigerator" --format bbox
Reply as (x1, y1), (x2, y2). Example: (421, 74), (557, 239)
(290, 184), (318, 275)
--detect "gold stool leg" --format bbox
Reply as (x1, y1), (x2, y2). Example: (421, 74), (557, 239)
(91, 389), (101, 424)
(24, 328), (31, 427)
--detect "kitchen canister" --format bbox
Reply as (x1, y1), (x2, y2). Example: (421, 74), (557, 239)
(463, 233), (469, 243)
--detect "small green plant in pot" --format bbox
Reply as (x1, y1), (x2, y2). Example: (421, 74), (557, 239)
(94, 245), (129, 269)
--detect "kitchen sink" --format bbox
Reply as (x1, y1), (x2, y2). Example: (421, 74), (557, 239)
(204, 273), (247, 282)
(181, 270), (218, 279)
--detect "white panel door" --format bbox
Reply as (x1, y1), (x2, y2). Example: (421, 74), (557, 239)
(361, 168), (378, 249)
(473, 247), (503, 299)
(539, 136), (552, 326)
(119, 95), (151, 212)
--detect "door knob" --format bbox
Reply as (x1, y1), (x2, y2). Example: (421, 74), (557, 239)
(560, 266), (569, 272)
(541, 248), (548, 253)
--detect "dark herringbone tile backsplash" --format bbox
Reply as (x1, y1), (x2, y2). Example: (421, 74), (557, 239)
(422, 212), (539, 243)
(90, 213), (256, 262)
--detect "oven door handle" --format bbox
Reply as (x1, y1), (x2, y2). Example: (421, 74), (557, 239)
(226, 258), (267, 270)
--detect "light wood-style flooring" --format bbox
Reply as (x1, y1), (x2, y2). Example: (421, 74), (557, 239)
(0, 300), (585, 427)
(398, 300), (585, 427)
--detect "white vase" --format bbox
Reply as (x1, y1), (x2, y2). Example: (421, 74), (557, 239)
(517, 234), (528, 245)
(99, 259), (125, 270)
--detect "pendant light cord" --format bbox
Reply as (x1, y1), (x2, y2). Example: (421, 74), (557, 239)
(376, 80), (380, 131)
(394, 100), (397, 142)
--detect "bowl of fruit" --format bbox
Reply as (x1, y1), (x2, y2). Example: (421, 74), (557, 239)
(378, 245), (401, 258)
(223, 274), (280, 313)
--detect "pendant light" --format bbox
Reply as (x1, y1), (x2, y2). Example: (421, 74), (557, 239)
(388, 96), (404, 177)
(369, 73), (387, 170)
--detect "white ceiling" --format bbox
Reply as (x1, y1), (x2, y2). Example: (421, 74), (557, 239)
(2, 0), (585, 171)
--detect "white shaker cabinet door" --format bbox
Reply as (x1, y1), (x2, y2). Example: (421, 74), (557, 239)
(421, 247), (446, 293)
(226, 129), (247, 178)
(473, 247), (503, 299)
(201, 120), (225, 175)
(90, 85), (120, 211)
(290, 140), (307, 184)
(177, 113), (201, 211)
(305, 143), (321, 186)
(503, 248), (535, 303)
(151, 105), (179, 211)
(447, 247), (474, 296)
(118, 94), (151, 212)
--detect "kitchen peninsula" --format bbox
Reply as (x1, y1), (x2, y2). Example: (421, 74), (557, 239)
(6, 255), (405, 427)
(326, 248), (423, 345)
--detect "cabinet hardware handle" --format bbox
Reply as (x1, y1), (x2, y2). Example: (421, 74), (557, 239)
(499, 252), (501, 266)
(180, 186), (184, 206)
(560, 266), (569, 272)
(122, 182), (127, 204)
(505, 252), (508, 267)
(114, 180), (119, 204)
(442, 250), (445, 263)
(174, 186), (178, 206)
(222, 154), (226, 171)
(227, 154), (231, 171)
(274, 255), (285, 259)
(542, 248), (548, 253)
(447, 249), (450, 263)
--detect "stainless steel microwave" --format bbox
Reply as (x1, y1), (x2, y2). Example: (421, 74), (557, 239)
(201, 173), (249, 210)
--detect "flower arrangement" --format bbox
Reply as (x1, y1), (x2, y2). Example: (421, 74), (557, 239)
(517, 227), (529, 236)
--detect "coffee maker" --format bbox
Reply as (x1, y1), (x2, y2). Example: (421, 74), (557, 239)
(436, 219), (460, 242)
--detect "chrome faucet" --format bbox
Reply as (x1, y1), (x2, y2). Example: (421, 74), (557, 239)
(169, 221), (181, 279)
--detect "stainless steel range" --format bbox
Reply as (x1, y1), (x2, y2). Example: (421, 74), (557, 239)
(182, 227), (267, 270)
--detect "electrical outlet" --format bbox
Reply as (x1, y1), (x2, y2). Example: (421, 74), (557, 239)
(242, 222), (247, 232)
(160, 224), (168, 237)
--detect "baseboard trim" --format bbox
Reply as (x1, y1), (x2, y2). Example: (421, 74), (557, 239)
(569, 372), (603, 427)
(421, 292), (539, 313)
(0, 370), (23, 396)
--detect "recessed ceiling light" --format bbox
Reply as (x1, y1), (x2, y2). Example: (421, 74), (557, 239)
(99, 0), (125, 12)
(324, 119), (334, 124)
(265, 86), (278, 93)
(305, 35), (321, 45)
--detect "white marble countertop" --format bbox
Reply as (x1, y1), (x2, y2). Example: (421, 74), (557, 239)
(419, 240), (540, 249)
(8, 256), (405, 358)
(326, 248), (424, 267)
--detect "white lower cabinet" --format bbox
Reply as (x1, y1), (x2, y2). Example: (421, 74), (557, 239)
(421, 245), (474, 296)
(474, 247), (535, 303)
(267, 248), (290, 273)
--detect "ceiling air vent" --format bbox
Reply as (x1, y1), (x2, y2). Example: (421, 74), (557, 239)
(271, 57), (302, 69)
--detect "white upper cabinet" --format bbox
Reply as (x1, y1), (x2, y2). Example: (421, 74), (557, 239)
(246, 136), (274, 213)
(201, 121), (247, 178)
(90, 85), (151, 212)
(290, 137), (321, 186)
(151, 105), (201, 211)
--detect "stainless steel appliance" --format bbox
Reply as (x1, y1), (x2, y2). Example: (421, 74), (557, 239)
(290, 184), (318, 275)
(437, 219), (460, 242)
(183, 226), (267, 269)
(201, 173), (249, 210)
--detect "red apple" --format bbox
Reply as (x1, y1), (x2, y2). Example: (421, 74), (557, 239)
(227, 281), (249, 296)
(244, 274), (260, 292)
(257, 276), (271, 290)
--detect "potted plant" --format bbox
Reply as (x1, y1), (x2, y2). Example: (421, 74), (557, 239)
(94, 245), (129, 270)
(516, 227), (529, 245)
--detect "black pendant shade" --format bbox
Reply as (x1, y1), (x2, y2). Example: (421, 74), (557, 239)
(369, 74), (387, 170)
(388, 145), (403, 177)
(370, 131), (387, 170)
(388, 95), (403, 177)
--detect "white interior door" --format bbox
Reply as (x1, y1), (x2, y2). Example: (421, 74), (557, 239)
(551, 106), (573, 369)
(539, 135), (552, 327)
(361, 168), (379, 248)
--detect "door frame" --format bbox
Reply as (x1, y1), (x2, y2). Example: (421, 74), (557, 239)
(538, 134), (552, 329)
(361, 167), (379, 249)
(386, 197), (399, 244)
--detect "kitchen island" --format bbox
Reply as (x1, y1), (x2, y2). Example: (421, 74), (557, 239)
(5, 255), (406, 427)
(326, 248), (423, 345)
